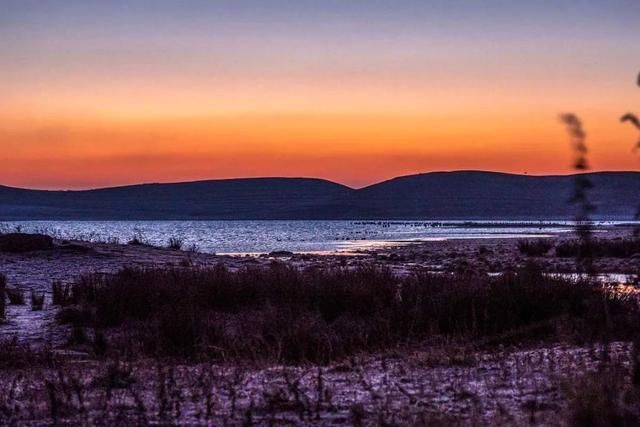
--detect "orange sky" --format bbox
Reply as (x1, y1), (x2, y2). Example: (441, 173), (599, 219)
(2, 109), (638, 189)
(1, 1), (639, 189)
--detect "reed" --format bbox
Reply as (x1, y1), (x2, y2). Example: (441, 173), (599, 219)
(59, 263), (638, 363)
(559, 113), (596, 273)
(30, 291), (45, 311)
(517, 239), (553, 257)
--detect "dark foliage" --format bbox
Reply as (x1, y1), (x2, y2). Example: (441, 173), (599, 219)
(51, 281), (72, 306)
(5, 287), (25, 305)
(59, 264), (638, 364)
(167, 237), (183, 250)
(0, 233), (53, 253)
(517, 239), (553, 257)
(31, 291), (45, 311)
(556, 238), (640, 258)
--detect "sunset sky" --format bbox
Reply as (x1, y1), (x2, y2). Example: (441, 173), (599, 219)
(1, 0), (639, 189)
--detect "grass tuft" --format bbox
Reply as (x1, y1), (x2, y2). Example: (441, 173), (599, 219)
(167, 237), (183, 250)
(5, 287), (25, 305)
(556, 238), (640, 258)
(30, 291), (45, 311)
(52, 281), (73, 306)
(517, 239), (553, 256)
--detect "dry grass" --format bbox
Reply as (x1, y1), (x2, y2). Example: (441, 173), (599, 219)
(56, 263), (639, 363)
(564, 366), (640, 426)
(5, 287), (25, 305)
(30, 291), (45, 311)
(52, 281), (72, 306)
(0, 341), (634, 425)
(517, 239), (553, 257)
(0, 233), (54, 253)
(556, 238), (640, 258)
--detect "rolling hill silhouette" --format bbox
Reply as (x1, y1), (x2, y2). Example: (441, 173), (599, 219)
(1, 171), (639, 220)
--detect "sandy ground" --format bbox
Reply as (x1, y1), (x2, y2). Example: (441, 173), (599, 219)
(0, 342), (632, 425)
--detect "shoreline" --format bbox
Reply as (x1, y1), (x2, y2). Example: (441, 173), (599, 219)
(2, 219), (632, 255)
(1, 227), (639, 424)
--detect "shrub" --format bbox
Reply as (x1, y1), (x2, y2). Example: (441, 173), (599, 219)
(556, 238), (640, 258)
(167, 237), (183, 250)
(0, 233), (53, 253)
(60, 264), (639, 364)
(52, 281), (72, 306)
(517, 239), (553, 256)
(5, 287), (25, 305)
(31, 291), (45, 311)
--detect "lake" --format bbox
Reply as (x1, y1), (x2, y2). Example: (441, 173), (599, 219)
(0, 220), (604, 254)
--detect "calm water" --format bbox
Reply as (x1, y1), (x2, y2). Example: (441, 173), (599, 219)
(0, 220), (597, 254)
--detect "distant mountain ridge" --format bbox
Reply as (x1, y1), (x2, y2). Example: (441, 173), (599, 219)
(1, 171), (639, 220)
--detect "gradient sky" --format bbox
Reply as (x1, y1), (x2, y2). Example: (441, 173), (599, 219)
(1, 0), (639, 189)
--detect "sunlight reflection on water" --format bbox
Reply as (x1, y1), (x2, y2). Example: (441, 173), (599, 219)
(0, 220), (607, 254)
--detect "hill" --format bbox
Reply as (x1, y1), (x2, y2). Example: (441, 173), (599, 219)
(346, 171), (640, 220)
(1, 171), (639, 220)
(0, 178), (353, 220)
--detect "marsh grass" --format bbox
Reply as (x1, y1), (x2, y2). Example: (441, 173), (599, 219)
(517, 239), (553, 257)
(0, 233), (54, 253)
(52, 281), (72, 306)
(58, 264), (638, 363)
(30, 291), (45, 311)
(556, 238), (640, 258)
